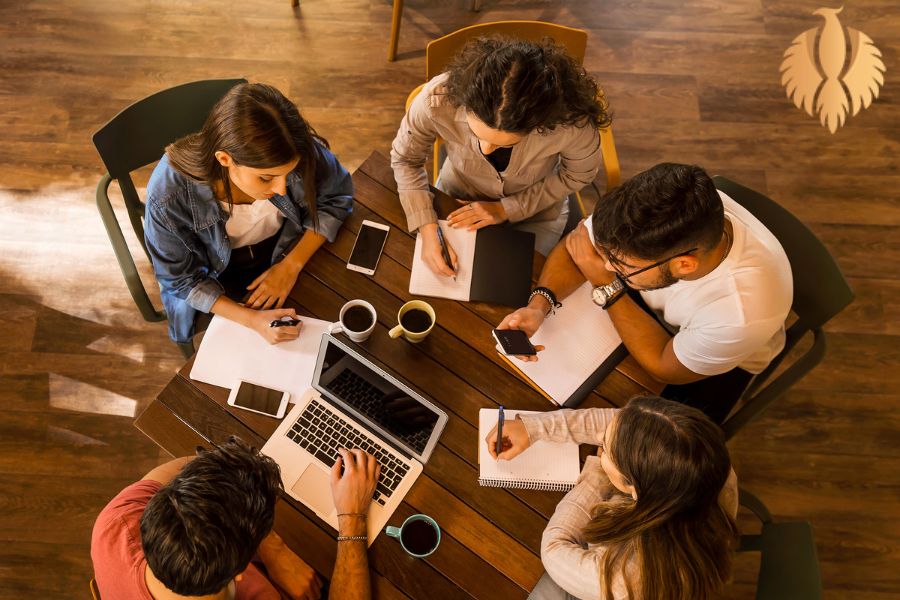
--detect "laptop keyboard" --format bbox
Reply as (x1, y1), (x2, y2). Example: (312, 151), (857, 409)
(286, 399), (410, 506)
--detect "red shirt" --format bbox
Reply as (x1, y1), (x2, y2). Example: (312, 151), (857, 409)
(91, 480), (281, 600)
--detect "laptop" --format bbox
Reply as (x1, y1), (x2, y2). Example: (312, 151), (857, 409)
(261, 334), (448, 545)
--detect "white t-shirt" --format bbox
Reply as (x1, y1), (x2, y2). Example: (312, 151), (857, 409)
(220, 200), (284, 248)
(585, 191), (793, 375)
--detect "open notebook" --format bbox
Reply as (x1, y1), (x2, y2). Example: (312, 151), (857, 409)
(478, 409), (580, 491)
(409, 220), (534, 307)
(499, 282), (627, 407)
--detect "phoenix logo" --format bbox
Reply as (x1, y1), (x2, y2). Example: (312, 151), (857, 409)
(781, 6), (886, 133)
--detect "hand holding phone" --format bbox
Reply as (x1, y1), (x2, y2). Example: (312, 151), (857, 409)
(492, 328), (537, 356)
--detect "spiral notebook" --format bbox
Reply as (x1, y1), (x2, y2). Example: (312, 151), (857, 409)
(477, 409), (580, 491)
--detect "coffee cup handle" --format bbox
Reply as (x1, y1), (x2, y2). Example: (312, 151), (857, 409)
(388, 324), (404, 339)
(385, 525), (402, 538)
(328, 322), (344, 335)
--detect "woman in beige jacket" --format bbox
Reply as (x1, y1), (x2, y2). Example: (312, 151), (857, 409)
(485, 397), (739, 600)
(391, 36), (610, 270)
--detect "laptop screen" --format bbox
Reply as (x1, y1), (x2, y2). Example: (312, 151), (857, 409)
(314, 338), (441, 455)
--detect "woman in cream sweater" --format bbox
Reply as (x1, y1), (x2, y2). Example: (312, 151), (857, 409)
(485, 396), (739, 600)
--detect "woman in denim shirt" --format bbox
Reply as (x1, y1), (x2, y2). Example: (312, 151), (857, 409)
(144, 83), (353, 345)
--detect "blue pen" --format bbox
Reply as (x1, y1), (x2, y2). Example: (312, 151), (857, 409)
(495, 406), (505, 458)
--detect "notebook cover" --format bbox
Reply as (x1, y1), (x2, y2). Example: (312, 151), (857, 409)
(469, 226), (535, 307)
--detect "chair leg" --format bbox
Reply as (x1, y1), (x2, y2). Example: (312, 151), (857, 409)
(388, 0), (404, 61)
(471, 0), (482, 11)
(291, 0), (299, 7)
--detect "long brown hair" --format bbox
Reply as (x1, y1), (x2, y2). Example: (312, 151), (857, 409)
(584, 396), (739, 600)
(166, 82), (328, 225)
(444, 35), (611, 134)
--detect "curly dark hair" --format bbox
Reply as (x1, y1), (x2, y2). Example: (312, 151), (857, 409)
(591, 163), (724, 261)
(444, 35), (611, 134)
(140, 436), (283, 596)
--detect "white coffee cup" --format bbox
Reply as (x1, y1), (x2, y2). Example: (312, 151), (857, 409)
(328, 300), (377, 343)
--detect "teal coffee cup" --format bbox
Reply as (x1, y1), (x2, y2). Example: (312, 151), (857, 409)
(385, 514), (441, 557)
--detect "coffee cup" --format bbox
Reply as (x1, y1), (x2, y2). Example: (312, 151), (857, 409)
(388, 300), (435, 343)
(328, 300), (377, 343)
(385, 514), (441, 558)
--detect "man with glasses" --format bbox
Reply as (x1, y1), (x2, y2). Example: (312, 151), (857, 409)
(498, 163), (793, 422)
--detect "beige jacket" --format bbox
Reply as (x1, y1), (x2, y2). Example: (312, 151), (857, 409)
(520, 409), (739, 600)
(390, 73), (602, 232)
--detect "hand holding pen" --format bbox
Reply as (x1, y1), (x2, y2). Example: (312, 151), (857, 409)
(485, 413), (531, 460)
(436, 224), (457, 282)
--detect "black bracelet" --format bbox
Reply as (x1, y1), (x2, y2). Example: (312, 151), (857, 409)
(604, 287), (627, 309)
(529, 287), (562, 315)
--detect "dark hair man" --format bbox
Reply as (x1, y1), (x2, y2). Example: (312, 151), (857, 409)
(391, 35), (610, 269)
(91, 437), (378, 600)
(498, 163), (792, 422)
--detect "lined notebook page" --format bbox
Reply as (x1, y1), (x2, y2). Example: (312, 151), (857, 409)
(478, 409), (580, 491)
(409, 220), (476, 301)
(515, 283), (623, 404)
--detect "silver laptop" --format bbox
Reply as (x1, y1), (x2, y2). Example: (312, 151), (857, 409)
(261, 334), (447, 545)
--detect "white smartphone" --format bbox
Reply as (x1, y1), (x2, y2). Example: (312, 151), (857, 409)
(227, 380), (290, 419)
(347, 220), (390, 275)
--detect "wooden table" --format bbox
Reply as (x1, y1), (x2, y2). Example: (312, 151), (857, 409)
(136, 150), (661, 600)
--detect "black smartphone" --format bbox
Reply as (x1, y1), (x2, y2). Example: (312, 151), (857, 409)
(492, 329), (537, 356)
(347, 220), (390, 275)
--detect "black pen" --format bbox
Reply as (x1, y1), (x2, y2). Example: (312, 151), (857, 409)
(270, 318), (302, 328)
(495, 406), (504, 458)
(436, 224), (457, 282)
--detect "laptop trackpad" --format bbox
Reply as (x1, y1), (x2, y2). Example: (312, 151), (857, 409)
(292, 464), (335, 518)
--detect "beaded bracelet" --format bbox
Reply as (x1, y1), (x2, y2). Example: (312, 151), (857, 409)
(336, 512), (367, 518)
(336, 535), (368, 542)
(529, 286), (562, 316)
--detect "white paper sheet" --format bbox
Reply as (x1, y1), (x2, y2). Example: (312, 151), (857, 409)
(409, 220), (476, 301)
(189, 315), (332, 400)
(514, 283), (623, 404)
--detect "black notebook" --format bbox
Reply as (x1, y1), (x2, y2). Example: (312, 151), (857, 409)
(410, 220), (534, 307)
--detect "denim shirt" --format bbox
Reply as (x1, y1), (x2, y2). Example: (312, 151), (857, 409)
(144, 145), (353, 343)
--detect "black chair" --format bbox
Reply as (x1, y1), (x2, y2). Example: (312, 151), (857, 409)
(737, 488), (823, 599)
(92, 78), (247, 357)
(713, 176), (854, 440)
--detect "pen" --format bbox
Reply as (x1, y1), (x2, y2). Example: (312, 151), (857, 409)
(270, 318), (302, 328)
(495, 406), (504, 458)
(436, 224), (457, 282)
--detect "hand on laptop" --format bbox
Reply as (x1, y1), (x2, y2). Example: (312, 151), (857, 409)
(331, 448), (380, 519)
(258, 531), (322, 600)
(496, 309), (545, 363)
(485, 418), (531, 460)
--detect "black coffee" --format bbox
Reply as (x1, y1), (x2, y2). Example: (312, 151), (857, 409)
(400, 309), (432, 333)
(342, 305), (374, 332)
(401, 519), (439, 555)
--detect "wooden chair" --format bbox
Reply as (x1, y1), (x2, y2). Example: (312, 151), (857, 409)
(389, 0), (483, 62)
(89, 578), (101, 599)
(737, 488), (823, 599)
(92, 78), (247, 358)
(713, 176), (855, 439)
(404, 21), (621, 219)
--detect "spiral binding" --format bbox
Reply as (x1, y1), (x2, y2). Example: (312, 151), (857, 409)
(478, 478), (575, 492)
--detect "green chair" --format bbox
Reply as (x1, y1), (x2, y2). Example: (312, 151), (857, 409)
(713, 176), (854, 440)
(738, 488), (823, 599)
(92, 78), (246, 358)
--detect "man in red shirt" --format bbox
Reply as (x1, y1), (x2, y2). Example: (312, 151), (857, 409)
(91, 436), (378, 600)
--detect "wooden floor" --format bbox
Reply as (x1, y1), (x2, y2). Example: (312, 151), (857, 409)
(0, 0), (897, 598)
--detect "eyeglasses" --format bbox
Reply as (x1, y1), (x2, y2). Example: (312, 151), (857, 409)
(604, 247), (698, 283)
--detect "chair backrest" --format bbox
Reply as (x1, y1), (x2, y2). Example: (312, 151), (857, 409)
(425, 20), (588, 79)
(92, 78), (247, 236)
(713, 176), (854, 332)
(738, 489), (823, 600)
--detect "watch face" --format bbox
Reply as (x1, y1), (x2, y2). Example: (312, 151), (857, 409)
(591, 287), (607, 307)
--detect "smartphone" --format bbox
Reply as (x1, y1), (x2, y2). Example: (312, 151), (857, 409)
(492, 329), (538, 356)
(227, 380), (290, 419)
(347, 220), (390, 275)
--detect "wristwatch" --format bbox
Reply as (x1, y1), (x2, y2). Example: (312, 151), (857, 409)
(591, 276), (626, 309)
